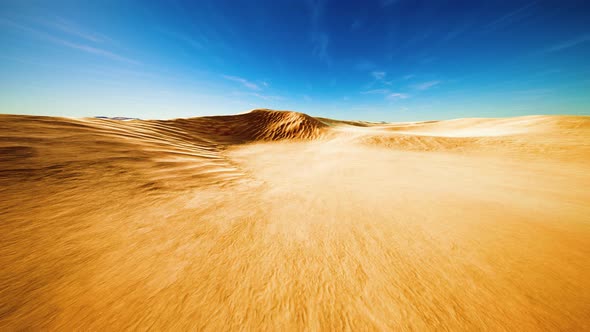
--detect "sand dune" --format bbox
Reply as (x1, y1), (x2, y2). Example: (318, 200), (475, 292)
(1, 109), (589, 330)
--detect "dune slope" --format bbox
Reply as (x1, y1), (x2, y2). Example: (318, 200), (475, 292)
(1, 109), (589, 330)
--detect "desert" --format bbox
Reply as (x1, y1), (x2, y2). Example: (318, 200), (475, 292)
(1, 109), (589, 330)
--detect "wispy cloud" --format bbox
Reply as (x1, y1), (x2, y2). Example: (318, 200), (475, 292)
(362, 89), (390, 95)
(386, 93), (409, 100)
(484, 2), (536, 32)
(0, 19), (139, 64)
(362, 88), (409, 101)
(368, 70), (394, 86)
(371, 71), (386, 80)
(157, 28), (205, 50)
(313, 32), (330, 63)
(544, 34), (590, 53)
(439, 24), (471, 44)
(222, 75), (261, 90)
(45, 18), (109, 43)
(306, 0), (330, 64)
(56, 39), (139, 64)
(413, 81), (440, 90)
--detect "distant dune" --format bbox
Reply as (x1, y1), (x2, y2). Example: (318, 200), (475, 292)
(1, 109), (589, 330)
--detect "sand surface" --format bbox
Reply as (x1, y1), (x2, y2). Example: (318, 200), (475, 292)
(1, 109), (589, 330)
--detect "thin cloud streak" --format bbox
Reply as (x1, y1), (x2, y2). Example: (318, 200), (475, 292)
(47, 18), (109, 43)
(306, 0), (330, 64)
(413, 81), (440, 90)
(0, 19), (139, 65)
(368, 70), (393, 86)
(386, 93), (409, 100)
(544, 34), (590, 53)
(362, 89), (390, 94)
(55, 39), (139, 64)
(484, 1), (537, 32)
(371, 71), (386, 80)
(157, 28), (205, 50)
(223, 75), (261, 90)
(362, 88), (409, 101)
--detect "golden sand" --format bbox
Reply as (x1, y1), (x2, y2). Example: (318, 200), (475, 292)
(1, 109), (589, 330)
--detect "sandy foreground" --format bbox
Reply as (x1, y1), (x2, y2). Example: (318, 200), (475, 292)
(0, 109), (589, 330)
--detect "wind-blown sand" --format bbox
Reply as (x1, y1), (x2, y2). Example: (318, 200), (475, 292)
(1, 109), (589, 330)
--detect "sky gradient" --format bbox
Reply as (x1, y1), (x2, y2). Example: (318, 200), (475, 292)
(1, 0), (589, 121)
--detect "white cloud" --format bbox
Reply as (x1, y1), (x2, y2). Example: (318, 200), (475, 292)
(371, 71), (386, 80)
(413, 80), (440, 90)
(544, 34), (590, 53)
(0, 18), (138, 64)
(47, 18), (109, 43)
(157, 28), (204, 50)
(386, 93), (409, 100)
(312, 32), (330, 63)
(222, 75), (260, 90)
(306, 0), (331, 64)
(362, 89), (390, 94)
(484, 2), (536, 32)
(362, 88), (409, 101)
(56, 39), (139, 64)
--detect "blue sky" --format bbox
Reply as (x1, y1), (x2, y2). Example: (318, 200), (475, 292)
(1, 0), (589, 121)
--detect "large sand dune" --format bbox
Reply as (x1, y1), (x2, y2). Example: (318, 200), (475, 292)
(1, 109), (589, 330)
